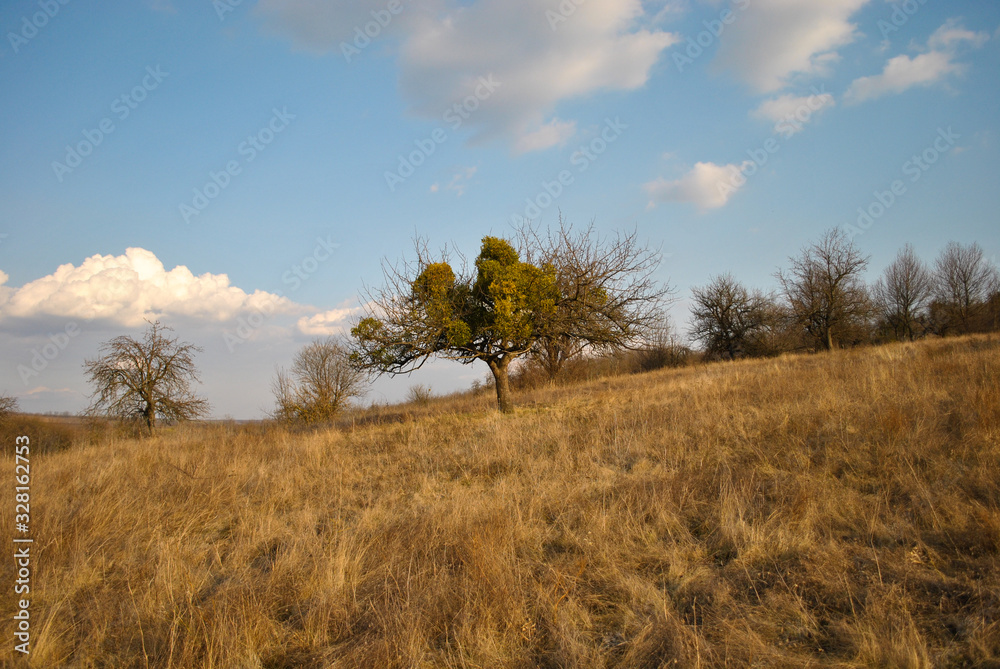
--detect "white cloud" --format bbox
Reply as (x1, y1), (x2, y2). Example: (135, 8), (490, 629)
(296, 306), (365, 336)
(752, 89), (835, 135)
(928, 19), (990, 51)
(512, 119), (577, 154)
(844, 52), (959, 104)
(713, 0), (869, 93)
(0, 248), (297, 326)
(400, 0), (677, 151)
(431, 166), (479, 196)
(845, 19), (989, 104)
(644, 160), (750, 210)
(258, 0), (678, 153)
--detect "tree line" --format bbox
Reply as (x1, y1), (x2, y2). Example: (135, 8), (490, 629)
(1, 223), (996, 429)
(690, 230), (999, 360)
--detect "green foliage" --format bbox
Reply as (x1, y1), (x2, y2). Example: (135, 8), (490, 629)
(353, 237), (559, 372)
(471, 237), (558, 348)
(352, 224), (668, 412)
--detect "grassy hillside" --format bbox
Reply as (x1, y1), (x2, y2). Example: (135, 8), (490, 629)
(3, 335), (999, 668)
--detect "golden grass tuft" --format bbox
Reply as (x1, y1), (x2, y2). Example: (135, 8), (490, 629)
(3, 334), (999, 667)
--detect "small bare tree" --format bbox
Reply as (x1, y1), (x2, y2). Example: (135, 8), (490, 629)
(932, 241), (1000, 334)
(689, 273), (774, 359)
(873, 244), (933, 341)
(83, 321), (209, 433)
(271, 337), (366, 424)
(776, 228), (871, 350)
(0, 394), (18, 424)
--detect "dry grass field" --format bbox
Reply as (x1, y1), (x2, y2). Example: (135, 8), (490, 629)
(3, 335), (999, 668)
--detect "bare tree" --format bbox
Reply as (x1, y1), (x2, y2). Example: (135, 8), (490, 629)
(520, 221), (670, 379)
(272, 337), (366, 424)
(776, 228), (871, 350)
(932, 241), (1000, 334)
(873, 244), (933, 341)
(526, 221), (670, 353)
(689, 273), (774, 359)
(352, 220), (670, 413)
(528, 333), (586, 381)
(0, 394), (18, 424)
(83, 321), (209, 433)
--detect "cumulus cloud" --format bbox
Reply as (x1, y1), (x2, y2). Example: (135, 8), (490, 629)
(296, 306), (365, 336)
(752, 89), (835, 135)
(258, 0), (678, 153)
(0, 248), (297, 326)
(845, 19), (989, 104)
(643, 161), (751, 210)
(713, 0), (869, 93)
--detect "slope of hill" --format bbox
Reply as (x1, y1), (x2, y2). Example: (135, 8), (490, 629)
(3, 335), (999, 667)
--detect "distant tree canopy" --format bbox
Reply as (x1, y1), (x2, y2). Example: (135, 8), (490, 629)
(271, 337), (366, 424)
(873, 244), (933, 342)
(351, 222), (670, 412)
(931, 241), (1000, 335)
(83, 321), (209, 433)
(689, 273), (775, 359)
(0, 394), (18, 424)
(777, 228), (871, 351)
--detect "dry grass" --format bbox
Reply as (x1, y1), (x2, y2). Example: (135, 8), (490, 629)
(3, 335), (999, 668)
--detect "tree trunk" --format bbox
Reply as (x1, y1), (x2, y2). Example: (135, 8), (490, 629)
(825, 327), (835, 351)
(488, 357), (514, 414)
(143, 402), (156, 433)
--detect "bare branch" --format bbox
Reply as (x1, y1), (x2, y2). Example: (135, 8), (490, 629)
(83, 320), (209, 433)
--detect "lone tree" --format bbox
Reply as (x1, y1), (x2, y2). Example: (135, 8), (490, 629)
(271, 337), (366, 424)
(351, 222), (669, 413)
(0, 394), (18, 424)
(776, 228), (871, 350)
(931, 241), (1000, 334)
(83, 320), (209, 433)
(872, 244), (933, 341)
(689, 273), (774, 359)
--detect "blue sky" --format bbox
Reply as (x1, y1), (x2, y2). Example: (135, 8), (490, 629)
(1, 0), (998, 418)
